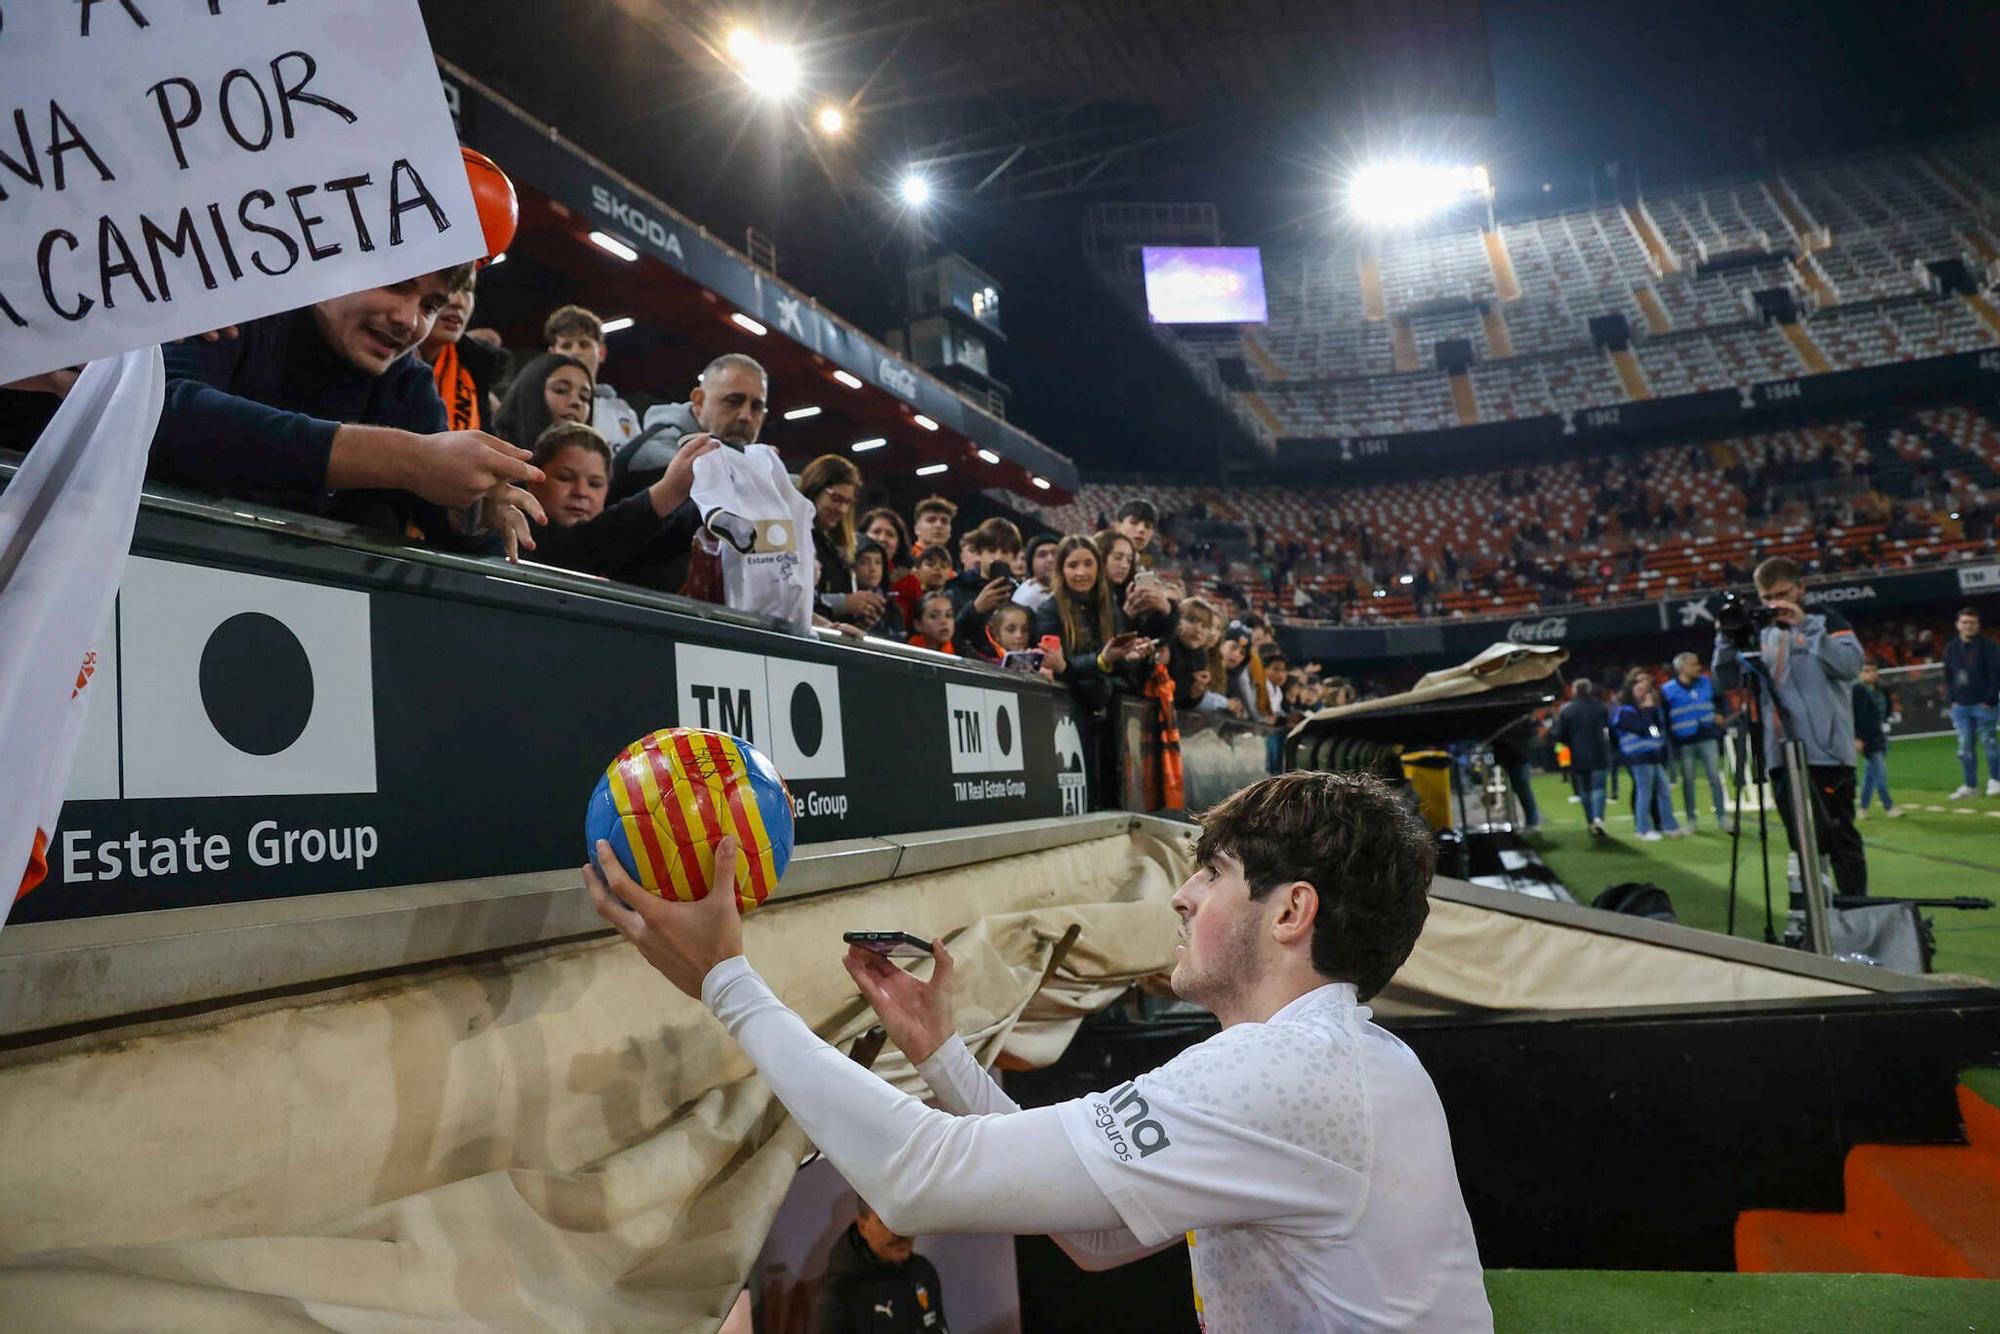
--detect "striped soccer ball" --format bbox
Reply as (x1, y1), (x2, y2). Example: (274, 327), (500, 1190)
(585, 728), (793, 911)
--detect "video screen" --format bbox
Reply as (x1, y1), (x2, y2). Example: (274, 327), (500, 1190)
(1141, 246), (1268, 324)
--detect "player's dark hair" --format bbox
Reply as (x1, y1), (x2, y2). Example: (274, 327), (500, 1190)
(1194, 771), (1434, 1001)
(1959, 606), (1981, 621)
(1116, 498), (1158, 525)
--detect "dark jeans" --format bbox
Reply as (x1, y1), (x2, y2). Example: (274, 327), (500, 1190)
(1768, 763), (1869, 898)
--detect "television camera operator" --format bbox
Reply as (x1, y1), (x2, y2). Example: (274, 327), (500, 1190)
(1710, 557), (1869, 896)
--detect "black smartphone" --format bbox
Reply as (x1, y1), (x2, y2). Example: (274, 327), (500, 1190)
(843, 930), (935, 959)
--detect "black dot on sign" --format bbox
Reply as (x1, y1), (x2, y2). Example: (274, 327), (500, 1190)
(789, 682), (823, 756)
(995, 706), (1014, 757)
(199, 612), (314, 755)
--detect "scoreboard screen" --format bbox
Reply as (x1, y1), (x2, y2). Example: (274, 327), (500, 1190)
(1141, 246), (1267, 324)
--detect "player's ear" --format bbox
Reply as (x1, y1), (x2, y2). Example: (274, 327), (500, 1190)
(1271, 880), (1318, 947)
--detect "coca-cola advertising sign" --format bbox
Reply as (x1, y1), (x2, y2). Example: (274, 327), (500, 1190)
(1506, 617), (1569, 643)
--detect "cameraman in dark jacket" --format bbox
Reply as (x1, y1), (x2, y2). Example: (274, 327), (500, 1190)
(1712, 558), (1868, 895)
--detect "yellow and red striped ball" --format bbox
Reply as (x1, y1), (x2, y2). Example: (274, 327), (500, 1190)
(585, 728), (793, 911)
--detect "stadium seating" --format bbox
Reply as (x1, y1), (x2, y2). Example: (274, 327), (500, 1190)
(1021, 402), (2000, 625)
(1221, 135), (2000, 440)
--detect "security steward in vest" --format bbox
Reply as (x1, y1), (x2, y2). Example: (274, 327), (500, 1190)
(815, 1197), (950, 1333)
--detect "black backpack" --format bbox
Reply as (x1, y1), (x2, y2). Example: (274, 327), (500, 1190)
(1592, 881), (1678, 922)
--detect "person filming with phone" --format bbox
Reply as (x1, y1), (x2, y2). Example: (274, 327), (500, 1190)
(1711, 556), (1869, 896)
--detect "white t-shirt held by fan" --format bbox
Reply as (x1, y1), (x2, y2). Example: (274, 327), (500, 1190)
(686, 443), (817, 634)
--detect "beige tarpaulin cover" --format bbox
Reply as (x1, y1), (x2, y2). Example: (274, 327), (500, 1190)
(0, 831), (1188, 1333)
(0, 822), (1871, 1331)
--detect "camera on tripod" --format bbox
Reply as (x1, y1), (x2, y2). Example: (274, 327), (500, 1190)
(1714, 589), (1779, 649)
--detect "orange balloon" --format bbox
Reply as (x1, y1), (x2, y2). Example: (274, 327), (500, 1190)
(461, 146), (518, 262)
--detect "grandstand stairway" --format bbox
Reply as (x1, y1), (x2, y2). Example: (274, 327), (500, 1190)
(1627, 203), (1681, 273)
(1359, 255), (1387, 320)
(1483, 231), (1523, 302)
(1241, 330), (1287, 382)
(1449, 372), (1480, 425)
(1769, 179), (1826, 249)
(1962, 292), (2000, 342)
(1389, 317), (1422, 373)
(1480, 305), (1515, 358)
(1861, 421), (1917, 496)
(1634, 286), (1673, 334)
(1793, 256), (1836, 308)
(1736, 1084), (2000, 1278)
(1609, 347), (1652, 400)
(1779, 320), (1833, 374)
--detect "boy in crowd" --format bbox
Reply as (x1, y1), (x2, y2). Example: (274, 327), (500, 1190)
(1853, 660), (1901, 819)
(948, 519), (1025, 623)
(150, 265), (544, 548)
(909, 591), (956, 654)
(517, 423), (715, 583)
(892, 496), (958, 622)
(851, 540), (906, 639)
(543, 306), (641, 445)
(1115, 499), (1158, 568)
(1014, 534), (1061, 613)
(417, 265), (507, 433)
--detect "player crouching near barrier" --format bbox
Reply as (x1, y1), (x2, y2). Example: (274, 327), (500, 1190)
(586, 771), (1492, 1332)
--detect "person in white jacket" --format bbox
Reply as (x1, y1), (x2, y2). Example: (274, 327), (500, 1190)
(586, 771), (1491, 1333)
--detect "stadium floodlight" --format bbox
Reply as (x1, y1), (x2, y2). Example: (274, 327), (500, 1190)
(1345, 161), (1492, 226)
(1030, 476), (1051, 490)
(832, 369), (863, 388)
(731, 312), (769, 335)
(912, 413), (939, 431)
(600, 316), (635, 334)
(783, 405), (822, 420)
(723, 26), (799, 98)
(588, 231), (640, 262)
(817, 104), (846, 135)
(852, 437), (887, 452)
(900, 173), (932, 207)
(915, 462), (949, 476)
(976, 448), (1001, 464)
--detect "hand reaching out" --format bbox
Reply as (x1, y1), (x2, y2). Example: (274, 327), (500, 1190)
(843, 938), (956, 1065)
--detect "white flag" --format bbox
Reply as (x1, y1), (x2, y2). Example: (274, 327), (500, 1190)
(0, 348), (165, 927)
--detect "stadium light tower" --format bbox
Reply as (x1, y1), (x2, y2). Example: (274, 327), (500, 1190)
(1346, 161), (1494, 229)
(816, 104), (846, 135)
(900, 172), (932, 207)
(722, 26), (800, 99)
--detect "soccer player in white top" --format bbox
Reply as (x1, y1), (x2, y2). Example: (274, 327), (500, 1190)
(587, 771), (1491, 1332)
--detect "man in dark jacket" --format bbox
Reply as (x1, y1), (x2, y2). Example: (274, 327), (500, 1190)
(151, 267), (542, 545)
(1943, 606), (2000, 798)
(814, 1198), (950, 1333)
(1852, 661), (1901, 819)
(1550, 679), (1612, 836)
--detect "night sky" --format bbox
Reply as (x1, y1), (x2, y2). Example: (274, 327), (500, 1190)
(427, 0), (2000, 477)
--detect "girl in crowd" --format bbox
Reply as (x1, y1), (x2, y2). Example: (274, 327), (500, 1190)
(517, 422), (714, 582)
(909, 591), (957, 655)
(1094, 528), (1176, 639)
(1167, 596), (1237, 714)
(1034, 534), (1154, 708)
(851, 539), (906, 639)
(493, 352), (593, 449)
(1612, 677), (1683, 841)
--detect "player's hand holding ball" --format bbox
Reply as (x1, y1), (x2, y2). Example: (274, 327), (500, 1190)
(588, 834), (747, 999)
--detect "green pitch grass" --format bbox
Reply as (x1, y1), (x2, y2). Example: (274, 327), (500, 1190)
(1525, 734), (2000, 983)
(1485, 1269), (2000, 1332)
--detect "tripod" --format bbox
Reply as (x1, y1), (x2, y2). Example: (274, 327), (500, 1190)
(1723, 648), (1836, 954)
